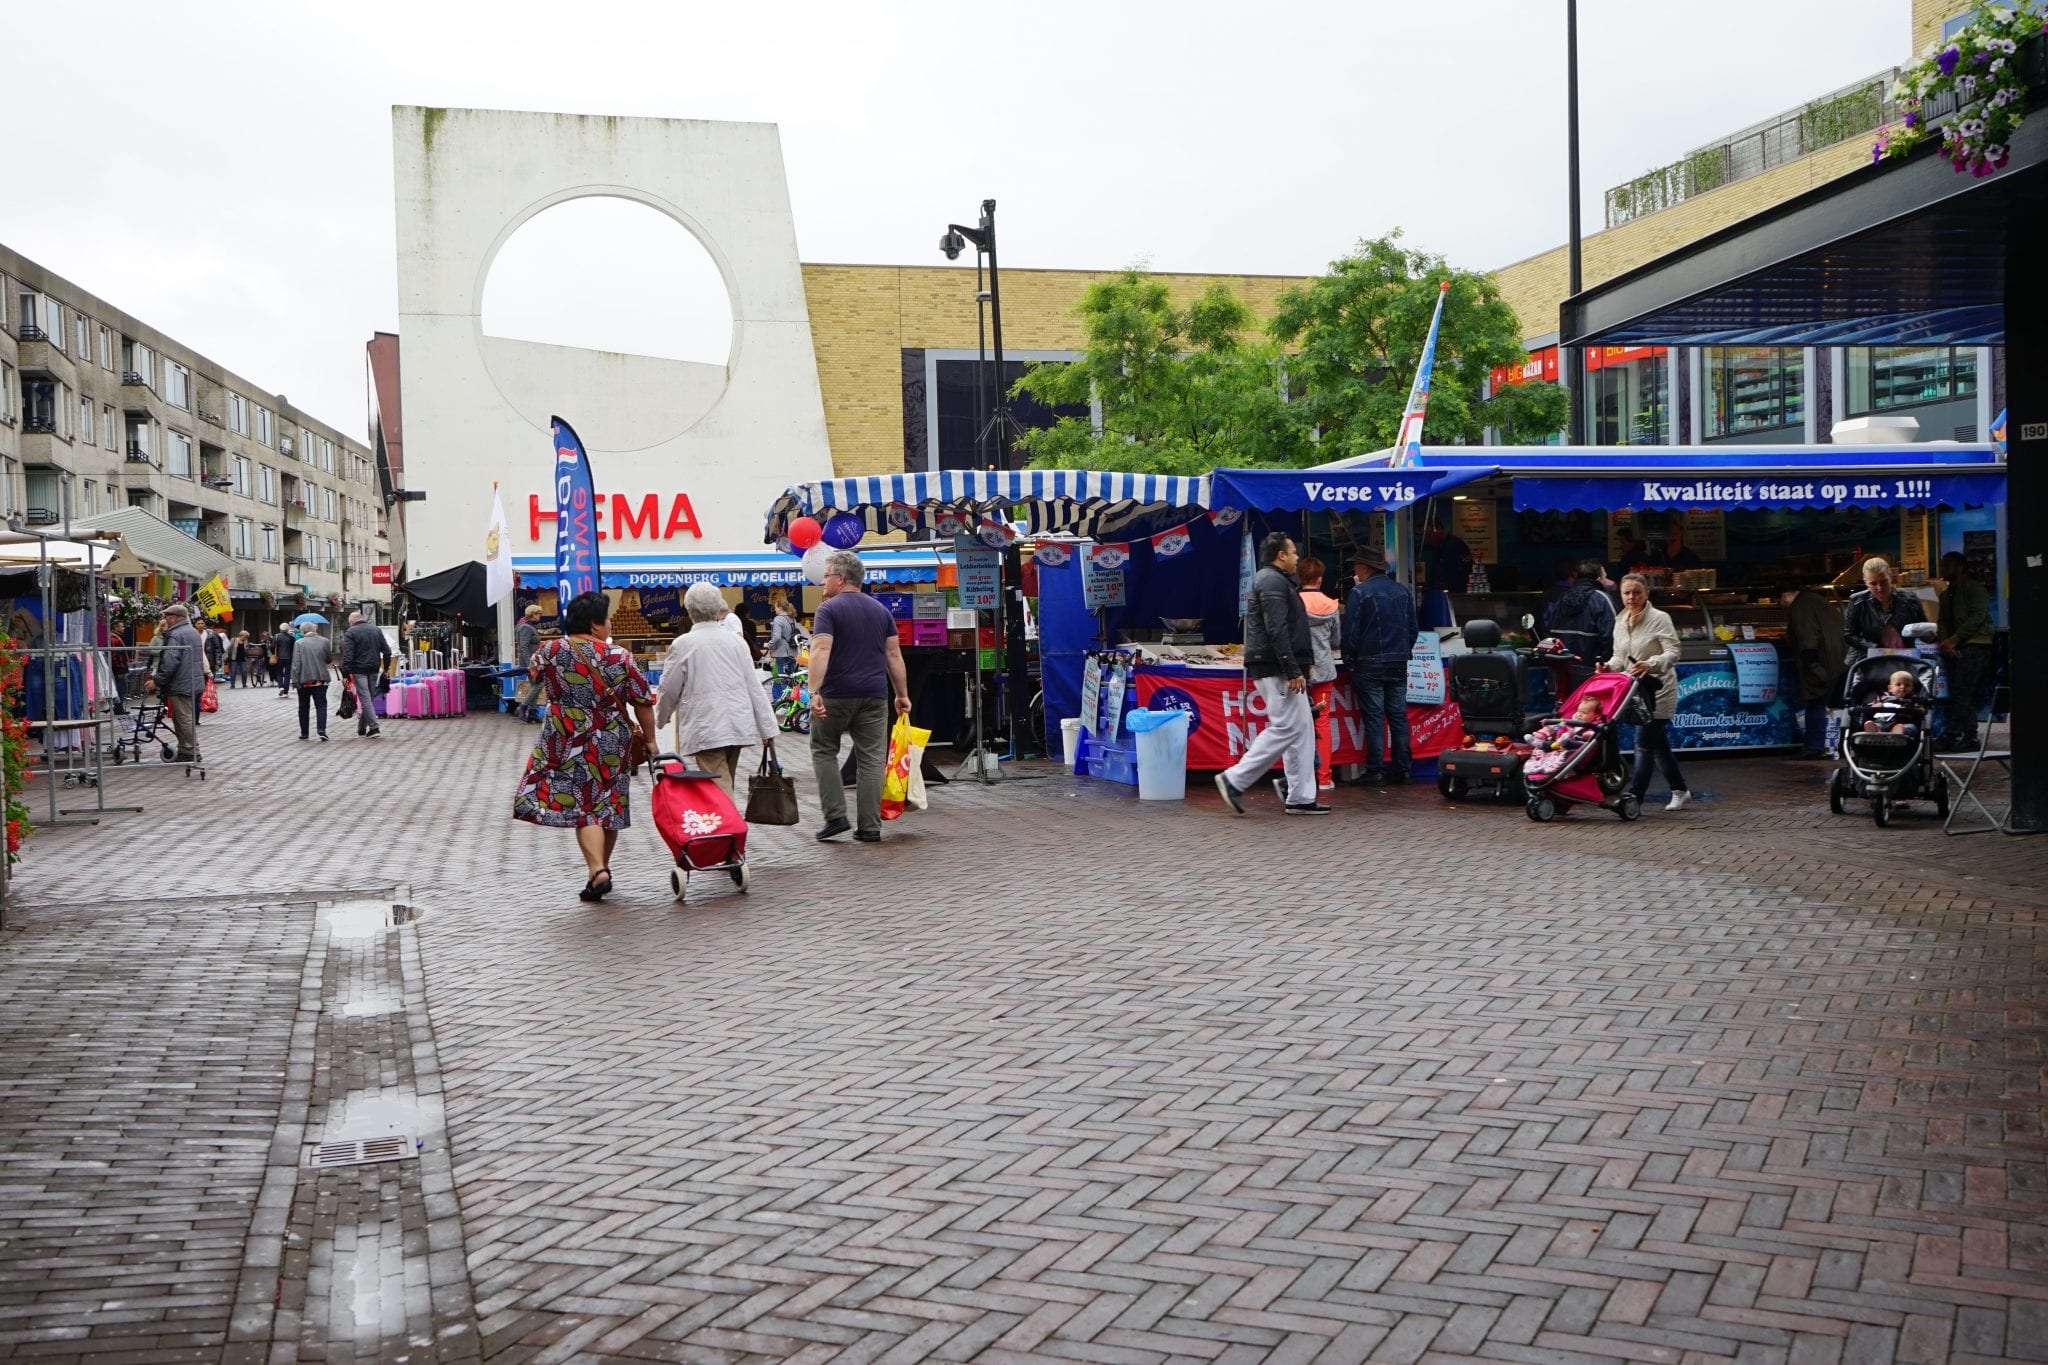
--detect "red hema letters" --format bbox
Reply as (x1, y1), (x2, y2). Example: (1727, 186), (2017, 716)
(530, 494), (704, 542)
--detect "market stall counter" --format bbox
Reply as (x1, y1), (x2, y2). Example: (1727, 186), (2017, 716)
(1073, 642), (1465, 780)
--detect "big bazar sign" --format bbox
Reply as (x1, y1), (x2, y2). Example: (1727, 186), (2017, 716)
(526, 492), (704, 542)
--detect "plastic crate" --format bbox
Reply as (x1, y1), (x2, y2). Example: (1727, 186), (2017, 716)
(1087, 738), (1139, 785)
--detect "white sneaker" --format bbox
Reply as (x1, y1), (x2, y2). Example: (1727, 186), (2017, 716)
(1666, 790), (1693, 811)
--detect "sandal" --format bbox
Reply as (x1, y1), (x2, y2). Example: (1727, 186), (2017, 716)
(578, 868), (614, 902)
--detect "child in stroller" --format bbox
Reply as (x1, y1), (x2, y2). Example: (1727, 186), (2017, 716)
(1523, 670), (1644, 822)
(1831, 654), (1946, 826)
(1861, 670), (1921, 735)
(1523, 694), (1605, 778)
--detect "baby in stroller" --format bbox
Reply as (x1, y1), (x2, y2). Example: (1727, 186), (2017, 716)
(1523, 694), (1605, 778)
(1861, 670), (1921, 736)
(1831, 654), (1945, 826)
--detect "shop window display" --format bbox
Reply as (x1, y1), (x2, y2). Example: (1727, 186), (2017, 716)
(1846, 347), (1977, 415)
(1708, 347), (1803, 437)
(1591, 352), (1669, 445)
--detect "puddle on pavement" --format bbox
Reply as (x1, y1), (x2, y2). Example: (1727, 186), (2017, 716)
(325, 900), (420, 938)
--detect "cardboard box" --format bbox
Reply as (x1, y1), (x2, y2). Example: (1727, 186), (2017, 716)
(911, 620), (948, 648)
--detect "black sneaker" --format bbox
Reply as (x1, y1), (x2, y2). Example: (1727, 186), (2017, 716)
(1351, 771), (1387, 787)
(1385, 770), (1410, 786)
(854, 830), (881, 843)
(1284, 803), (1334, 816)
(1214, 773), (1246, 815)
(816, 817), (852, 841)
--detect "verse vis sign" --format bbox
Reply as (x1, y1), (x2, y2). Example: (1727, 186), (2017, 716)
(529, 492), (704, 542)
(1298, 480), (1424, 506)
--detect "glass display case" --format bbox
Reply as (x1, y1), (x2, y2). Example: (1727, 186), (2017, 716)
(1700, 596), (1790, 644)
(1650, 592), (1717, 660)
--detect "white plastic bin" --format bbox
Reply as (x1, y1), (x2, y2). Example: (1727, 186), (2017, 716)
(1134, 711), (1190, 800)
(1060, 717), (1082, 761)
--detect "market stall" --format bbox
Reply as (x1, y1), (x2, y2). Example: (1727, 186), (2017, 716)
(1305, 442), (2008, 752)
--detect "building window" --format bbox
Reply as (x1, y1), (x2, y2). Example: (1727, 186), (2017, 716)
(259, 464), (275, 503)
(122, 339), (154, 387)
(1847, 346), (1979, 415)
(79, 395), (93, 445)
(0, 364), (12, 421)
(233, 456), (250, 496)
(23, 380), (61, 434)
(229, 393), (248, 435)
(254, 407), (273, 446)
(261, 525), (277, 561)
(166, 430), (194, 477)
(324, 488), (337, 521)
(319, 437), (334, 472)
(1590, 350), (1670, 446)
(165, 362), (190, 409)
(1707, 346), (1804, 437)
(125, 418), (151, 461)
(74, 312), (89, 357)
(107, 485), (119, 512)
(234, 518), (255, 558)
(102, 404), (116, 451)
(98, 325), (112, 369)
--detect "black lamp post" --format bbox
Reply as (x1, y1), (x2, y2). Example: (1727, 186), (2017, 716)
(1565, 0), (1587, 445)
(939, 199), (1012, 469)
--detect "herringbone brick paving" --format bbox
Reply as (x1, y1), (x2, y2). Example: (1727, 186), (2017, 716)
(6, 686), (2044, 1362)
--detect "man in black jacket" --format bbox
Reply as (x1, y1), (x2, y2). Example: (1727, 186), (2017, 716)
(271, 626), (295, 696)
(1214, 532), (1328, 816)
(339, 611), (392, 738)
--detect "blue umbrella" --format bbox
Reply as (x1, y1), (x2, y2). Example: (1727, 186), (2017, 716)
(292, 612), (327, 627)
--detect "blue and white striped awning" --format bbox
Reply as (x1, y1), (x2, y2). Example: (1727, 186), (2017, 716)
(764, 470), (1213, 543)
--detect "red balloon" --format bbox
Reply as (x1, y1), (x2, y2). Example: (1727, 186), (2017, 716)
(788, 516), (823, 550)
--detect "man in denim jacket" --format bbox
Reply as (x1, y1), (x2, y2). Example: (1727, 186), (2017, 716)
(1342, 547), (1418, 785)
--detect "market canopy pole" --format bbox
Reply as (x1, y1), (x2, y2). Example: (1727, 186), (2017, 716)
(1564, 0), (1588, 446)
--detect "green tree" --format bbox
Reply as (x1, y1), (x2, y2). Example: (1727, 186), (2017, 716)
(1268, 233), (1570, 459)
(1012, 272), (1303, 475)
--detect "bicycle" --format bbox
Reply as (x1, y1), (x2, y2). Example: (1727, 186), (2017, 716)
(770, 667), (811, 734)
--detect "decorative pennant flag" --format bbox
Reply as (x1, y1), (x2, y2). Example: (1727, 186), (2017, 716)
(884, 501), (920, 531)
(976, 516), (1016, 549)
(550, 416), (602, 605)
(483, 482), (513, 606)
(1391, 280), (1450, 469)
(194, 574), (232, 620)
(1150, 524), (1192, 558)
(1209, 505), (1243, 528)
(1033, 542), (1073, 568)
(933, 508), (967, 538)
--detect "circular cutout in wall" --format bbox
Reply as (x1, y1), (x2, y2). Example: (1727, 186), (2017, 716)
(481, 196), (735, 364)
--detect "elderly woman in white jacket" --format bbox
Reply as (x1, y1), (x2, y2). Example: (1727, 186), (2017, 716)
(1606, 572), (1692, 811)
(654, 583), (780, 794)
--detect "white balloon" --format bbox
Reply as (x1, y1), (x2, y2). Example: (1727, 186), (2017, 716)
(801, 541), (835, 585)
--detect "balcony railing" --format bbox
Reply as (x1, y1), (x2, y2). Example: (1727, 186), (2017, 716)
(16, 325), (47, 342)
(1605, 69), (1896, 227)
(121, 371), (149, 386)
(201, 474), (235, 490)
(126, 444), (155, 464)
(23, 416), (60, 435)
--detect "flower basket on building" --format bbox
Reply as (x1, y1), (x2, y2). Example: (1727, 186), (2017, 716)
(1876, 7), (2044, 175)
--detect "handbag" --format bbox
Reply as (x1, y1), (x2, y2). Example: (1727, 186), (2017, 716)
(1619, 670), (1660, 727)
(336, 678), (358, 720)
(199, 676), (219, 714)
(744, 742), (801, 826)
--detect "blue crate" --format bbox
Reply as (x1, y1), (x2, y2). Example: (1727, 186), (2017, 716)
(1087, 739), (1139, 785)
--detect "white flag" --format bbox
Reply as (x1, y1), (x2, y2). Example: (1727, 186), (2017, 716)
(483, 486), (513, 606)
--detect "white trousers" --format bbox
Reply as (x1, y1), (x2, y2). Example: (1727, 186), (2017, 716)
(1224, 675), (1317, 801)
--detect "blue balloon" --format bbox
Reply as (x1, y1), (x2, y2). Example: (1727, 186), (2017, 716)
(822, 513), (866, 549)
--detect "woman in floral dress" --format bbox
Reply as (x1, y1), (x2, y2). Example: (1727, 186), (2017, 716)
(512, 591), (657, 900)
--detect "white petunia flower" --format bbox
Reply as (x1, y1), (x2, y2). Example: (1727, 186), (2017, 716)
(1959, 117), (1987, 137)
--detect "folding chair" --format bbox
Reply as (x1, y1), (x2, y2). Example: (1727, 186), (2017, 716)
(1941, 685), (2012, 835)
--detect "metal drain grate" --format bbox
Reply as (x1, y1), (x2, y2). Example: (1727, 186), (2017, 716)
(306, 1135), (417, 1169)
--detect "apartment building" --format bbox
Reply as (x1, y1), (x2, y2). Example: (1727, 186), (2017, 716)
(0, 243), (390, 609)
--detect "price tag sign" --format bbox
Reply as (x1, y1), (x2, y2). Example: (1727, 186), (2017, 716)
(954, 539), (1002, 611)
(1406, 632), (1447, 706)
(1083, 542), (1129, 609)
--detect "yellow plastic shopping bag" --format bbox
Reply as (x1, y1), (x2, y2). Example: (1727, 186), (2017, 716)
(880, 713), (932, 820)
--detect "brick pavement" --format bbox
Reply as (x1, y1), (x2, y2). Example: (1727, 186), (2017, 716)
(5, 685), (2046, 1362)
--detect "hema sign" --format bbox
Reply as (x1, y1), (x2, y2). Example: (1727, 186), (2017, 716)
(391, 106), (835, 581)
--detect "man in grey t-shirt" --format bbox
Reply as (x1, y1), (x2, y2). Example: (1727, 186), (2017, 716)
(808, 550), (911, 843)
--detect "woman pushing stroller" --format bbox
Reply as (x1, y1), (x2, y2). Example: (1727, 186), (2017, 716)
(1605, 572), (1692, 812)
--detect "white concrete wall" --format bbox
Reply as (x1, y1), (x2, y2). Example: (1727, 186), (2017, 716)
(391, 106), (835, 582)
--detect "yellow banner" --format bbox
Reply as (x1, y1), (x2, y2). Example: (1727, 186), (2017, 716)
(195, 574), (232, 620)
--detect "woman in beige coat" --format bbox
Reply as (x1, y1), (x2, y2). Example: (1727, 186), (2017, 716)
(1606, 572), (1692, 811)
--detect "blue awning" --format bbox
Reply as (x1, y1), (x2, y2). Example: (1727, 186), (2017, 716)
(512, 547), (948, 587)
(764, 469), (1213, 542)
(1209, 464), (1496, 512)
(1514, 470), (2006, 512)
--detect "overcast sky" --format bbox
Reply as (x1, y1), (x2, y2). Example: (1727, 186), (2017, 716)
(8, 0), (1905, 434)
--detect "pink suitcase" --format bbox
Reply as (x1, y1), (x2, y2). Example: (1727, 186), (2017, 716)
(448, 670), (468, 716)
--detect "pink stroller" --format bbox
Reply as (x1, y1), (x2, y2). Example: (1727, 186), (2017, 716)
(1523, 670), (1644, 822)
(649, 753), (752, 900)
